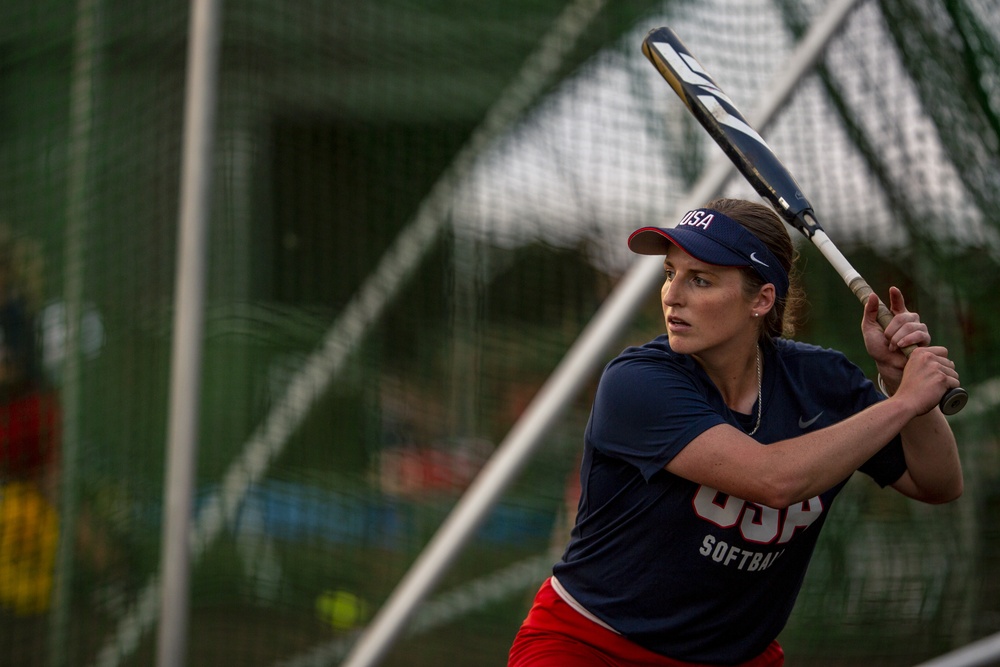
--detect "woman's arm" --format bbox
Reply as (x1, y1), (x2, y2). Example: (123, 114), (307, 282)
(890, 410), (963, 503)
(665, 346), (955, 508)
(862, 287), (963, 504)
(874, 376), (963, 504)
(666, 348), (958, 508)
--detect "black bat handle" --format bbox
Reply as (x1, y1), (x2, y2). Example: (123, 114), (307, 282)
(939, 388), (969, 415)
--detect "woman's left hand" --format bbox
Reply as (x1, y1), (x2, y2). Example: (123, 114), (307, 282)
(862, 287), (930, 389)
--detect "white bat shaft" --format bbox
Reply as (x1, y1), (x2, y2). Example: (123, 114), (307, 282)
(811, 228), (861, 289)
(809, 228), (894, 331)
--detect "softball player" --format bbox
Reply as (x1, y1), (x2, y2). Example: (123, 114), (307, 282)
(509, 198), (962, 666)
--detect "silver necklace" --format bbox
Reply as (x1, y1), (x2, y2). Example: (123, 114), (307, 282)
(746, 345), (763, 436)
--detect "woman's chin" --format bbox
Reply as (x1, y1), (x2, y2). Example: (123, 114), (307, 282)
(666, 332), (693, 354)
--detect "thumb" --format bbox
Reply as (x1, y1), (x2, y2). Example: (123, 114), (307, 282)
(888, 286), (907, 314)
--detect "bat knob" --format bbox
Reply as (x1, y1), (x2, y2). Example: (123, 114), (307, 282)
(940, 387), (968, 415)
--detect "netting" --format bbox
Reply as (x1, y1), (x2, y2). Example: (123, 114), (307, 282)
(0, 0), (998, 665)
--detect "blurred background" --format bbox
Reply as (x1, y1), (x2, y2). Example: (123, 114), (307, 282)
(0, 0), (998, 665)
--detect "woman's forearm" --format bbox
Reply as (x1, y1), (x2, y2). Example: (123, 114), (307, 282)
(896, 410), (963, 503)
(765, 395), (919, 506)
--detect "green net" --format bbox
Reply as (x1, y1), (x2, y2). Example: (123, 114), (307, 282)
(0, 0), (998, 665)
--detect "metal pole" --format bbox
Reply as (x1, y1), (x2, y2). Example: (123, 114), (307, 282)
(49, 0), (99, 664)
(89, 0), (607, 662)
(156, 0), (223, 664)
(339, 0), (863, 665)
(911, 632), (1000, 667)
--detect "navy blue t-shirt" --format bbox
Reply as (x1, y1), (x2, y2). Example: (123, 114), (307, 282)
(552, 335), (905, 664)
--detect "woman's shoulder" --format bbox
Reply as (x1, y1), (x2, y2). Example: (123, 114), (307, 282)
(606, 335), (694, 372)
(772, 336), (849, 359)
(599, 336), (703, 398)
(770, 337), (862, 379)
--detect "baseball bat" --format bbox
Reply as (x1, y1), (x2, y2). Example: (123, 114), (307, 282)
(641, 26), (967, 415)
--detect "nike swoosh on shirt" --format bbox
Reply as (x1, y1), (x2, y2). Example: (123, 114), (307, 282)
(798, 412), (823, 429)
(750, 252), (769, 267)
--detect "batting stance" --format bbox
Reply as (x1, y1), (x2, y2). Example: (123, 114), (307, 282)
(508, 198), (963, 667)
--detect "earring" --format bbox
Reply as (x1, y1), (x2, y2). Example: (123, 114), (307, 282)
(754, 312), (760, 318)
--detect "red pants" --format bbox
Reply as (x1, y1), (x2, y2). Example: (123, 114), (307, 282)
(508, 578), (784, 667)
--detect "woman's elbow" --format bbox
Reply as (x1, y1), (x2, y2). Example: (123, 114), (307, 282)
(925, 479), (964, 505)
(899, 472), (964, 505)
(751, 475), (809, 510)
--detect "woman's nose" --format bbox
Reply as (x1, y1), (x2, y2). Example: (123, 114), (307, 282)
(662, 279), (680, 305)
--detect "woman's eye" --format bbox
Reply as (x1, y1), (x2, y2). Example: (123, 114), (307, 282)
(693, 276), (710, 287)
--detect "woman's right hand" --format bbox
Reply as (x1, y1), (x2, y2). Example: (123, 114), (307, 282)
(893, 345), (960, 415)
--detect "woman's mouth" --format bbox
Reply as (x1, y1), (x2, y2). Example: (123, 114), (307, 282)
(667, 316), (691, 332)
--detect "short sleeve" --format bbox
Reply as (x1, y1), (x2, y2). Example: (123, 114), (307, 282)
(587, 355), (727, 480)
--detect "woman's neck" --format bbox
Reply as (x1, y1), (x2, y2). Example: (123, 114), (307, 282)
(694, 341), (760, 413)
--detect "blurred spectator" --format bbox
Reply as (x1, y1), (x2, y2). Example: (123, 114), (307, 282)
(0, 225), (60, 614)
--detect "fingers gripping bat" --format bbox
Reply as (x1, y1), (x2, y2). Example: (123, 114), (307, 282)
(642, 26), (967, 415)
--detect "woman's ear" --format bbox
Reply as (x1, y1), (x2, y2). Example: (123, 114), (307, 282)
(753, 283), (777, 317)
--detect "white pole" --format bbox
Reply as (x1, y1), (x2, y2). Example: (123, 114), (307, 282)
(156, 0), (223, 665)
(50, 0), (98, 664)
(339, 1), (863, 665)
(911, 632), (1000, 667)
(89, 0), (609, 662)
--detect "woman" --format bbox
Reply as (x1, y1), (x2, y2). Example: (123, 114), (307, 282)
(508, 198), (962, 667)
